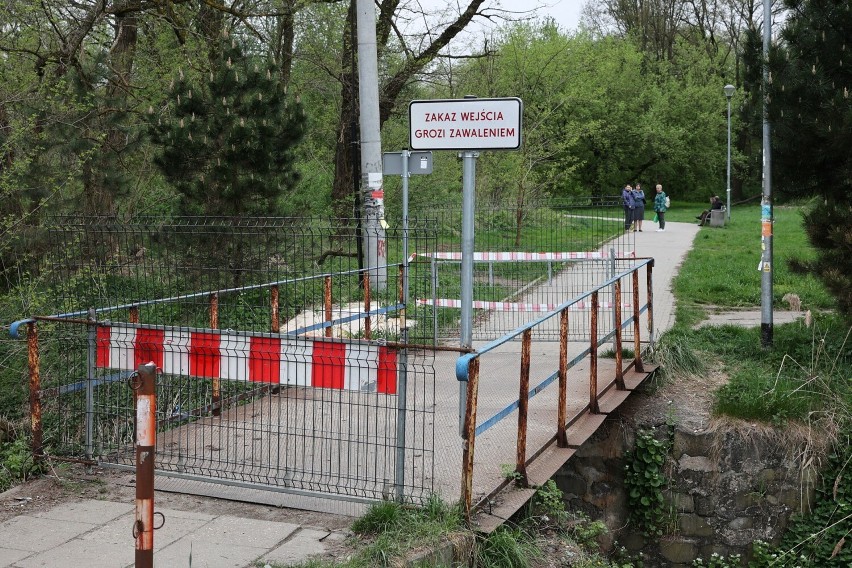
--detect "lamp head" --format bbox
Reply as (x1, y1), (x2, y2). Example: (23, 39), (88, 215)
(724, 84), (735, 99)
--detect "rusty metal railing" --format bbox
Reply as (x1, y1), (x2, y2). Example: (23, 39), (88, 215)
(455, 258), (655, 519)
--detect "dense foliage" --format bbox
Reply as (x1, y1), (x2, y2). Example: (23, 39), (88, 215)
(149, 35), (306, 216)
(768, 0), (852, 316)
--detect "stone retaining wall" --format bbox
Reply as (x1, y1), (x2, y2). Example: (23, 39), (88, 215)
(555, 400), (818, 567)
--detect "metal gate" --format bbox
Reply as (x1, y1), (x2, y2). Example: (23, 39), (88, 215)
(12, 217), (438, 505)
(10, 201), (630, 507)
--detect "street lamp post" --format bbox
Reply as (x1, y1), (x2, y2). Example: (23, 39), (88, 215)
(724, 84), (735, 222)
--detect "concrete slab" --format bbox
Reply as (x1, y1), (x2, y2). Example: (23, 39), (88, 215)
(15, 535), (132, 568)
(261, 528), (344, 566)
(0, 515), (96, 552)
(184, 515), (299, 549)
(0, 547), (30, 567)
(32, 499), (132, 523)
(154, 540), (267, 568)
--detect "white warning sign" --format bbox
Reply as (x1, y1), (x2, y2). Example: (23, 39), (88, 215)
(409, 98), (523, 151)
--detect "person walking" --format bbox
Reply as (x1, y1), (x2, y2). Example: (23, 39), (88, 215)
(622, 184), (636, 231)
(633, 183), (646, 231)
(653, 184), (668, 232)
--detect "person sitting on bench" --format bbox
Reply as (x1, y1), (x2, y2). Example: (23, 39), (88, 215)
(697, 196), (723, 225)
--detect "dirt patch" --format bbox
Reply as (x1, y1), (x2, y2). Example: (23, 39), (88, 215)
(693, 308), (806, 329)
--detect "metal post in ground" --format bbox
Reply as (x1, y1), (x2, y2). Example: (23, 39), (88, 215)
(86, 308), (96, 461)
(27, 322), (43, 462)
(395, 150), (411, 502)
(459, 143), (478, 435)
(134, 362), (157, 568)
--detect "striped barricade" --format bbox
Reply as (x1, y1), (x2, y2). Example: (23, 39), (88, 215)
(96, 325), (397, 394)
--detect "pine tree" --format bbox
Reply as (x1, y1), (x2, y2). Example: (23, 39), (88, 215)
(149, 34), (305, 216)
(769, 0), (852, 317)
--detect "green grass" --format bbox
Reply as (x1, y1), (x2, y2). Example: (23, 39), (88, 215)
(656, 202), (851, 427)
(271, 496), (466, 568)
(671, 203), (834, 325)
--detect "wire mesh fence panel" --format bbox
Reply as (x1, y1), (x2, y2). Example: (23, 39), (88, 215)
(405, 198), (636, 341)
(27, 217), (437, 505)
(17, 202), (642, 507)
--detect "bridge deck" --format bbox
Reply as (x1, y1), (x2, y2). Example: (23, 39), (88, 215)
(152, 222), (696, 517)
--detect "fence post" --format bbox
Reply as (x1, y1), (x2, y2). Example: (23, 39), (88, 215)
(515, 329), (531, 486)
(363, 271), (372, 340)
(86, 308), (96, 461)
(134, 362), (157, 568)
(589, 292), (600, 414)
(210, 293), (221, 417)
(460, 357), (479, 522)
(614, 280), (625, 390)
(431, 257), (438, 345)
(270, 285), (280, 333)
(556, 309), (569, 447)
(324, 275), (333, 338)
(632, 270), (644, 372)
(646, 261), (655, 350)
(27, 322), (43, 462)
(395, 264), (408, 502)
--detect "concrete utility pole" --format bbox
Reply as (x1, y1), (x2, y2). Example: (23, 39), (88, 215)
(760, 0), (773, 347)
(356, 0), (387, 290)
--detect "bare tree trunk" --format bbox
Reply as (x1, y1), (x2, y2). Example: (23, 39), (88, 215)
(274, 0), (297, 85)
(331, 2), (359, 222)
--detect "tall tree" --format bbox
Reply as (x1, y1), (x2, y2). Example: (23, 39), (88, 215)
(148, 35), (306, 216)
(768, 0), (852, 316)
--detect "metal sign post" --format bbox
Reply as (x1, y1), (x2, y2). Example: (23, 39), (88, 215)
(408, 96), (523, 435)
(382, 149), (432, 501)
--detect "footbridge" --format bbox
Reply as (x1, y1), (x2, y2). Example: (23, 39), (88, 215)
(7, 210), (697, 527)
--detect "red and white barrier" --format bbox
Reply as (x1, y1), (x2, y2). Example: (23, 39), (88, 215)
(96, 326), (397, 394)
(414, 251), (607, 261)
(418, 298), (632, 312)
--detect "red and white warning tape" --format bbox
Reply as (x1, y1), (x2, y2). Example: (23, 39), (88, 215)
(417, 298), (632, 311)
(414, 251), (608, 261)
(96, 326), (397, 394)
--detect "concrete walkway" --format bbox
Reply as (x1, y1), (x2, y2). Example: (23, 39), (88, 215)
(0, 221), (702, 568)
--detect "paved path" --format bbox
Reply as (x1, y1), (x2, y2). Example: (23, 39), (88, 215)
(0, 221), (702, 568)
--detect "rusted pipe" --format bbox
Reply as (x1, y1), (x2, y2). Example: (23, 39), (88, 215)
(614, 279), (626, 390)
(460, 357), (480, 522)
(632, 270), (644, 372)
(270, 285), (280, 333)
(647, 261), (655, 349)
(556, 309), (569, 447)
(363, 272), (372, 340)
(515, 329), (531, 486)
(210, 293), (221, 417)
(324, 276), (333, 338)
(129, 306), (139, 324)
(589, 292), (600, 414)
(134, 362), (157, 568)
(27, 322), (43, 462)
